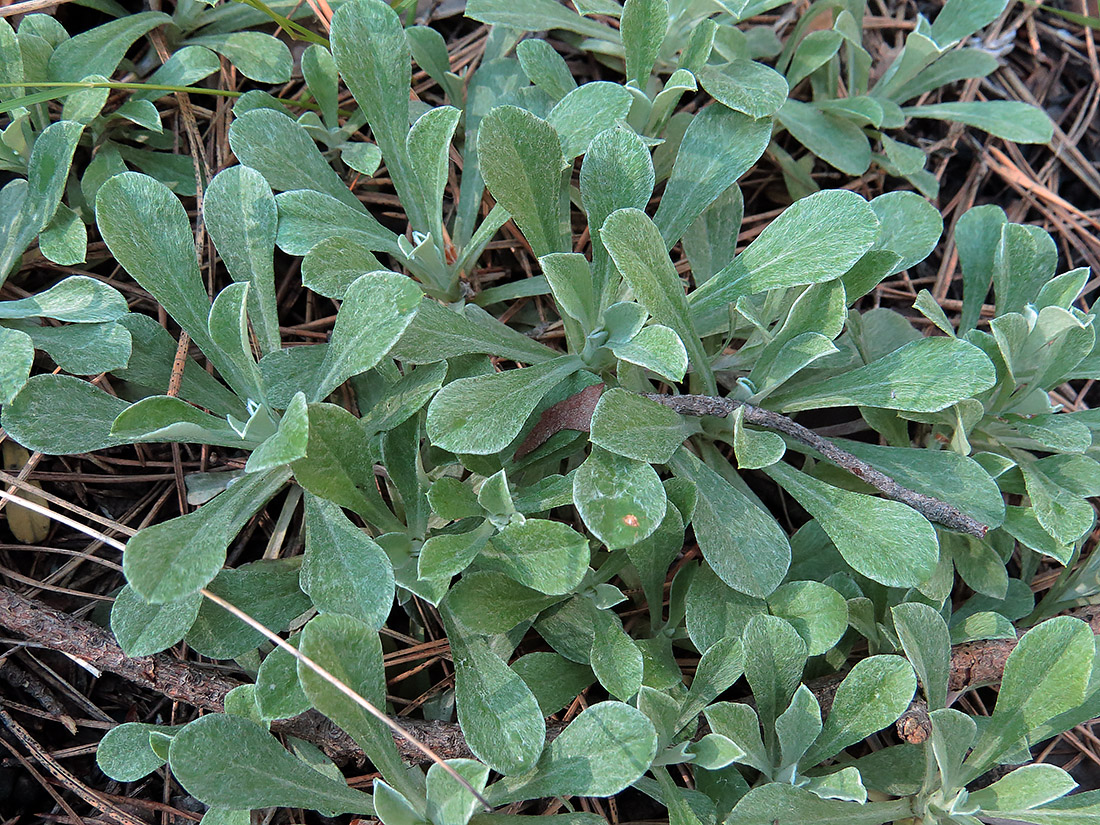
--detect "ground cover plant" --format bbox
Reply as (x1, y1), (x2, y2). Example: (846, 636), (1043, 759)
(0, 0), (1099, 823)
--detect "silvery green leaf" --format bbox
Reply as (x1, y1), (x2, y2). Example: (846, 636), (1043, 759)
(580, 125), (654, 309)
(426, 477), (482, 522)
(945, 531), (1009, 598)
(777, 99), (871, 175)
(574, 445), (666, 549)
(870, 190), (943, 275)
(301, 44), (339, 127)
(743, 613), (806, 749)
(1020, 460), (1095, 545)
(95, 172), (261, 388)
(590, 608), (644, 700)
(589, 388), (688, 464)
(904, 101), (1053, 143)
(516, 38), (576, 101)
(767, 580), (847, 656)
(0, 327), (32, 404)
(765, 462), (938, 589)
(291, 403), (402, 533)
(480, 518), (589, 595)
(547, 81), (633, 159)
(670, 449), (790, 599)
(785, 29), (843, 87)
(38, 202), (86, 265)
(301, 494), (395, 629)
(880, 134), (925, 176)
(426, 356), (580, 455)
(200, 810), (249, 825)
(446, 571), (560, 635)
(703, 702), (770, 774)
(465, 0), (619, 41)
(97, 722), (175, 781)
(994, 223), (1057, 316)
(373, 780), (423, 825)
(602, 207), (714, 392)
(123, 467), (289, 603)
(689, 733), (746, 770)
(206, 282), (264, 403)
(968, 764), (1077, 813)
(609, 325), (689, 384)
(803, 655), (916, 765)
(110, 396), (246, 448)
(230, 110), (361, 210)
(204, 165), (281, 354)
(1, 121), (82, 281)
(775, 685), (821, 774)
(1, 374), (129, 454)
(407, 105), (460, 243)
(511, 652), (595, 716)
(0, 18), (23, 103)
(682, 183), (743, 286)
(394, 299), (558, 364)
(930, 0), (1010, 46)
(331, 0), (425, 230)
(949, 610), (1016, 644)
(982, 790), (1100, 824)
(805, 767), (867, 803)
(189, 32), (292, 83)
(110, 585), (201, 658)
(891, 602), (950, 709)
(833, 440), (1005, 527)
(486, 702), (658, 803)
(302, 237), (383, 300)
(299, 613), (413, 796)
(690, 189), (879, 335)
(771, 336), (996, 413)
(626, 504), (684, 628)
(686, 564), (766, 654)
(169, 714), (375, 813)
(1036, 267), (1090, 311)
(680, 635), (745, 726)
(696, 60), (788, 118)
(541, 252), (596, 330)
(727, 783), (909, 825)
(652, 105), (771, 248)
(131, 46), (221, 103)
(478, 106), (567, 257)
(417, 527), (489, 581)
(312, 272), (420, 401)
(46, 12), (170, 81)
(620, 0), (668, 87)
(929, 707), (976, 795)
(731, 407), (785, 470)
(444, 612), (545, 775)
(255, 641), (310, 721)
(274, 189), (401, 257)
(408, 26), (464, 104)
(426, 759), (490, 825)
(187, 558), (310, 660)
(962, 617), (1094, 781)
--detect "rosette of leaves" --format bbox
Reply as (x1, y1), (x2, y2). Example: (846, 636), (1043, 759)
(884, 207), (1100, 622)
(466, 0), (1053, 199)
(4, 1), (1098, 822)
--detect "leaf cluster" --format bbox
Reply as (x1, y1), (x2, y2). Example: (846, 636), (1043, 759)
(0, 2), (1097, 825)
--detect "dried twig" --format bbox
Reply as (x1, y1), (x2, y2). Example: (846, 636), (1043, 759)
(644, 393), (990, 538)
